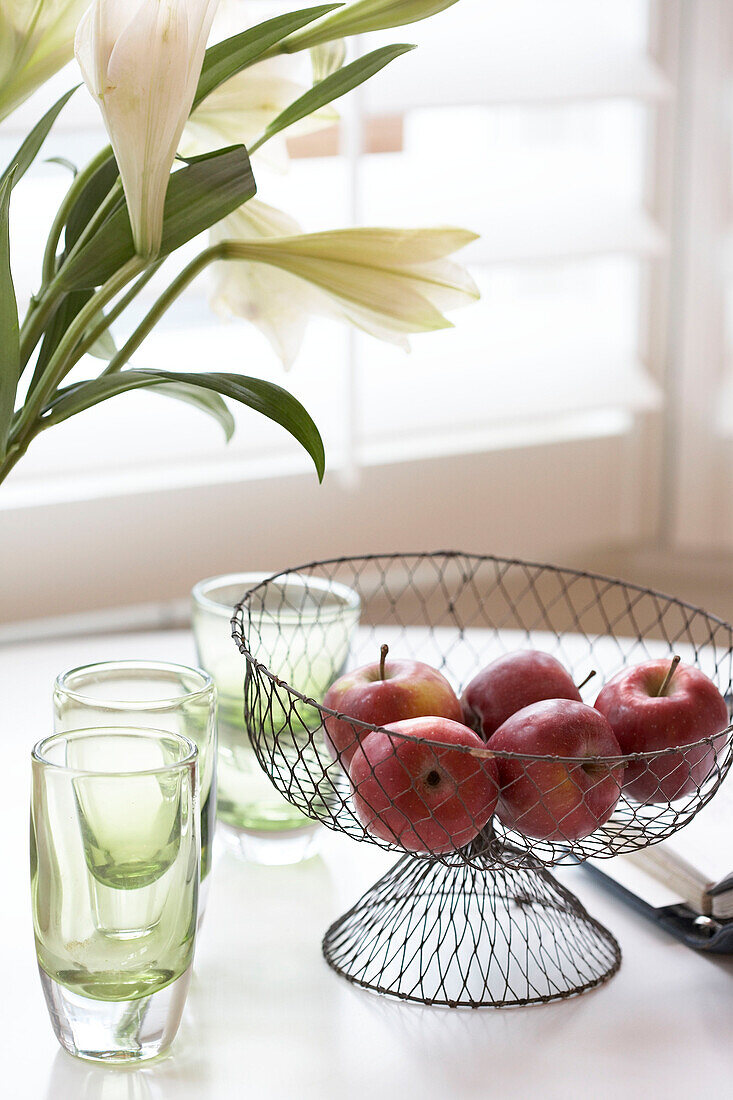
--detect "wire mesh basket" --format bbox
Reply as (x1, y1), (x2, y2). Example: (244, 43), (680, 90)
(231, 552), (733, 1007)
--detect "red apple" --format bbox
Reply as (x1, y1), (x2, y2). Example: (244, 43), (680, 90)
(322, 645), (462, 767)
(488, 699), (623, 842)
(594, 656), (730, 804)
(461, 650), (586, 740)
(348, 716), (500, 854)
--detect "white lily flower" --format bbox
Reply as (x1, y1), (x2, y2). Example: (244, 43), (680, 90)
(210, 199), (314, 368)
(182, 56), (338, 169)
(75, 0), (220, 258)
(212, 215), (479, 366)
(0, 1), (89, 122)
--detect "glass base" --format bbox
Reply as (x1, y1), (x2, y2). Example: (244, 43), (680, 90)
(39, 965), (192, 1063)
(220, 820), (321, 865)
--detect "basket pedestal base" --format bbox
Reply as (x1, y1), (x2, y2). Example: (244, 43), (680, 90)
(322, 846), (621, 1008)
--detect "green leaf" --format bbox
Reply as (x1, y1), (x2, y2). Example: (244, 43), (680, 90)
(0, 172), (19, 458)
(283, 1), (460, 51)
(79, 301), (125, 362)
(194, 5), (342, 107)
(44, 369), (325, 479)
(46, 156), (78, 177)
(61, 146), (256, 290)
(147, 382), (235, 441)
(250, 44), (415, 152)
(29, 290), (93, 392)
(27, 156), (120, 387)
(64, 155), (121, 253)
(0, 86), (78, 194)
(87, 324), (117, 361)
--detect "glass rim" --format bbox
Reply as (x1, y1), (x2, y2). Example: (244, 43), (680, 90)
(54, 659), (215, 710)
(192, 570), (361, 622)
(32, 727), (199, 777)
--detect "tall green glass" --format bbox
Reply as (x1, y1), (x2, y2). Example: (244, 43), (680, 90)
(192, 572), (360, 865)
(31, 728), (199, 1063)
(53, 660), (216, 918)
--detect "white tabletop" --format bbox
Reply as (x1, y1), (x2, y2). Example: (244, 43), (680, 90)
(2, 629), (732, 1100)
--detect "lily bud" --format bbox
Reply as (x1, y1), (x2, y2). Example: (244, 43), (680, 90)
(212, 217), (479, 366)
(75, 0), (220, 258)
(310, 40), (347, 82)
(0, 0), (88, 122)
(284, 1), (461, 51)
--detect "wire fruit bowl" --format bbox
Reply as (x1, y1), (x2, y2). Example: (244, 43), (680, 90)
(231, 552), (733, 1007)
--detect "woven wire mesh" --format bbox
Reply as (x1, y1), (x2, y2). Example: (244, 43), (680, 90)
(231, 551), (733, 1007)
(231, 552), (733, 871)
(322, 836), (621, 1008)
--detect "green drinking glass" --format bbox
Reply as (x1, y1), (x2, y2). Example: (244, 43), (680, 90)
(192, 572), (360, 865)
(53, 660), (216, 919)
(31, 727), (199, 1063)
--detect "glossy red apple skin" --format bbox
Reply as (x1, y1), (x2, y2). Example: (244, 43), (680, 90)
(487, 699), (624, 842)
(594, 659), (730, 804)
(461, 650), (582, 741)
(348, 717), (500, 854)
(322, 658), (462, 767)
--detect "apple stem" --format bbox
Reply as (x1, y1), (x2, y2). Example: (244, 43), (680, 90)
(657, 655), (681, 697)
(576, 670), (597, 692)
(379, 643), (389, 681)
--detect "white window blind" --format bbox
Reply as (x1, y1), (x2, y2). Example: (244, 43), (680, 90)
(670, 0), (733, 552)
(348, 0), (669, 469)
(1, 0), (671, 509)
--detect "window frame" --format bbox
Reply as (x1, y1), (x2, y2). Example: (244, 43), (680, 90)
(0, 0), (688, 623)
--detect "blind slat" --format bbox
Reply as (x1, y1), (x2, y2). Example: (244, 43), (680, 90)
(467, 211), (668, 265)
(365, 56), (672, 112)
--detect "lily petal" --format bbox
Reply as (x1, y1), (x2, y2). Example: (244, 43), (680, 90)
(182, 58), (338, 162)
(213, 220), (479, 364)
(0, 1), (89, 121)
(210, 199), (313, 369)
(76, 0), (220, 258)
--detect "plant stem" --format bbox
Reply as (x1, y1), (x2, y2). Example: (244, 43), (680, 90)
(10, 258), (146, 451)
(63, 178), (123, 268)
(657, 655), (681, 697)
(102, 245), (226, 375)
(21, 155), (120, 372)
(576, 670), (597, 692)
(41, 146), (112, 285)
(4, 241), (242, 484)
(18, 277), (66, 370)
(0, 412), (40, 484)
(41, 257), (144, 398)
(0, 440), (25, 485)
(76, 261), (163, 362)
(379, 644), (389, 680)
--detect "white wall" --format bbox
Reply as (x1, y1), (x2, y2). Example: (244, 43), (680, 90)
(0, 428), (643, 624)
